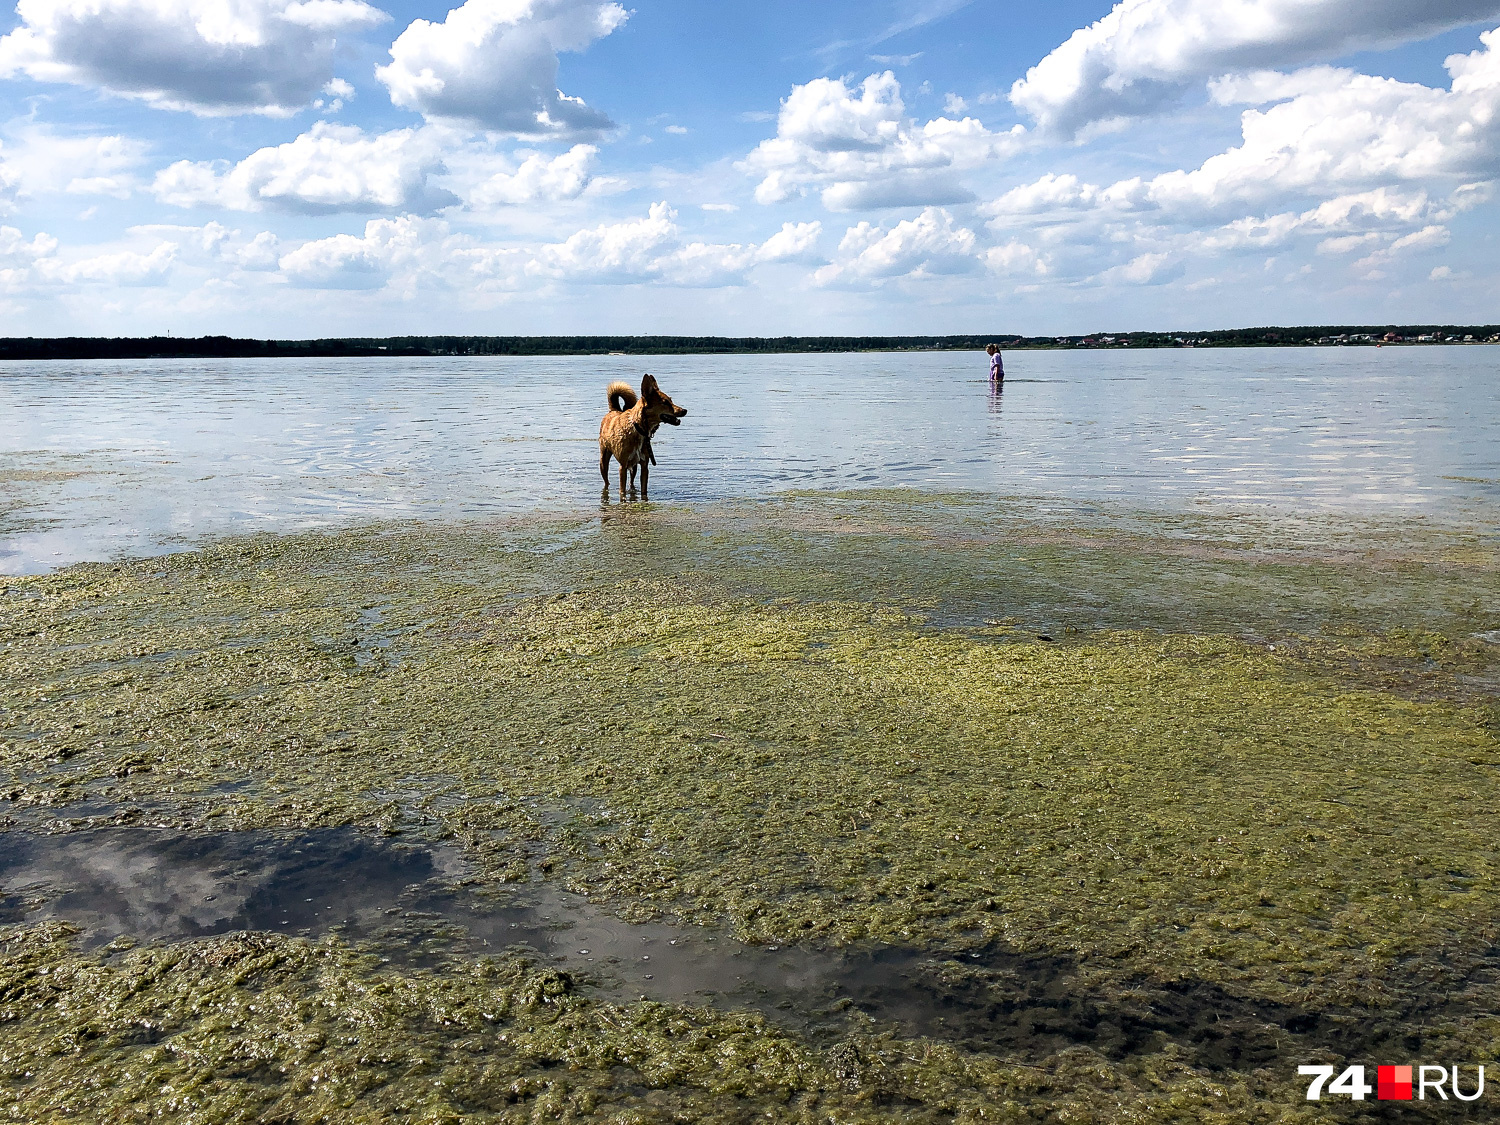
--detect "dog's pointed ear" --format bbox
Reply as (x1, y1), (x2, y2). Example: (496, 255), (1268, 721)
(641, 373), (659, 400)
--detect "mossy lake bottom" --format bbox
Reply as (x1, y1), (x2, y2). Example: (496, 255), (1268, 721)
(2, 491), (1498, 1123)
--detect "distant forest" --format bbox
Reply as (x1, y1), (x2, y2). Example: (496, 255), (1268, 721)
(0, 326), (1497, 360)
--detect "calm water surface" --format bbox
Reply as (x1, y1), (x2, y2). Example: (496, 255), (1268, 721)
(2, 348), (1496, 574)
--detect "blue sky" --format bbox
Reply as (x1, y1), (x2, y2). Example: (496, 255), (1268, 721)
(0, 0), (1497, 336)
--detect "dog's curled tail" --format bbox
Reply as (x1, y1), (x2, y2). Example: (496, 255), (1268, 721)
(607, 381), (638, 413)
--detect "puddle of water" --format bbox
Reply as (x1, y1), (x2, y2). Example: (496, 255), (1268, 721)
(0, 826), (1398, 1068)
(445, 881), (846, 1012)
(0, 827), (455, 947)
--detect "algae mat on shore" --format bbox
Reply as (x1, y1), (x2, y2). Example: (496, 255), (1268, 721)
(2, 493), (1498, 1122)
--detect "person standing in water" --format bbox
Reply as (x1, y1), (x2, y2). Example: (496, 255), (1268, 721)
(986, 343), (1004, 387)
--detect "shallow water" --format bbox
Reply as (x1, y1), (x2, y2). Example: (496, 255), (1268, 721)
(0, 826), (1007, 1034)
(0, 827), (449, 946)
(2, 347), (1496, 573)
(0, 826), (1400, 1069)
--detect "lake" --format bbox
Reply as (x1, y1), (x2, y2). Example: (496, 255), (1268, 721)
(2, 346), (1496, 574)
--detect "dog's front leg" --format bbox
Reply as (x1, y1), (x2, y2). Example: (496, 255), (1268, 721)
(639, 458), (649, 500)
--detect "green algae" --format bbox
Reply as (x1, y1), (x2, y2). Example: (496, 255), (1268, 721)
(0, 924), (1322, 1124)
(2, 493), (1499, 1121)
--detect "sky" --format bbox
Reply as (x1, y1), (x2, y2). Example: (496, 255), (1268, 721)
(0, 0), (1498, 337)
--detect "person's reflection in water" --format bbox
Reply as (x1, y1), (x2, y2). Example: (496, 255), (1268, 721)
(988, 381), (1004, 414)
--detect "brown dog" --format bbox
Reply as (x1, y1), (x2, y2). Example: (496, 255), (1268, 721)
(598, 374), (687, 499)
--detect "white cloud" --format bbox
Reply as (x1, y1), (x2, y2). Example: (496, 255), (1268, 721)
(1351, 223), (1451, 273)
(755, 220), (824, 263)
(316, 77), (355, 113)
(814, 207), (978, 285)
(234, 231), (283, 270)
(44, 241), (177, 285)
(1099, 250), (1184, 286)
(467, 144), (599, 207)
(152, 124), (460, 215)
(526, 202), (823, 286)
(278, 216), (453, 289)
(127, 221), (290, 270)
(1134, 59), (1499, 220)
(0, 225), (58, 264)
(987, 27), (1500, 239)
(0, 0), (387, 116)
(983, 175), (1469, 287)
(377, 0), (627, 136)
(1316, 231), (1382, 255)
(524, 202), (677, 282)
(1180, 188), (1468, 271)
(985, 172), (1101, 216)
(0, 224), (55, 293)
(1012, 0), (1500, 137)
(984, 239), (1048, 277)
(267, 206), (823, 293)
(0, 129), (148, 206)
(1158, 43), (1500, 211)
(740, 72), (1022, 211)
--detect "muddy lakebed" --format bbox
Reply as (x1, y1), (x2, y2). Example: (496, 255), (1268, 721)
(0, 489), (1495, 1123)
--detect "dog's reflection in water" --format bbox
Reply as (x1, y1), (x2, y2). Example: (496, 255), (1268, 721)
(597, 374), (687, 501)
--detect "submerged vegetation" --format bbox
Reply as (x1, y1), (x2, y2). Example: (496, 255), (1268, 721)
(1, 493), (1497, 1121)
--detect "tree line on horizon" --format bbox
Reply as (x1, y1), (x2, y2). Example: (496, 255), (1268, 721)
(0, 326), (1496, 361)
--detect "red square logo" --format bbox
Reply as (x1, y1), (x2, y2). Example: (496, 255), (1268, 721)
(1378, 1065), (1413, 1100)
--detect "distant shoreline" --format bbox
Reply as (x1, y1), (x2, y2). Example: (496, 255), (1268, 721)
(1, 326), (1497, 361)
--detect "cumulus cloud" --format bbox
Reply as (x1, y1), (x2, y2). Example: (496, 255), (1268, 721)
(984, 239), (1048, 278)
(981, 175), (1474, 288)
(1350, 223), (1452, 276)
(377, 0), (627, 135)
(0, 129), (149, 207)
(0, 223), (56, 292)
(152, 124), (460, 215)
(740, 72), (1022, 211)
(0, 0), (387, 115)
(269, 206), (823, 292)
(278, 216), (454, 288)
(1012, 0), (1500, 137)
(43, 241), (178, 285)
(128, 221), (289, 270)
(814, 207), (978, 285)
(467, 144), (599, 206)
(0, 225), (58, 264)
(233, 230), (283, 269)
(1098, 250), (1184, 285)
(989, 28), (1500, 233)
(526, 202), (822, 286)
(1098, 79), (1500, 240)
(1159, 44), (1500, 211)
